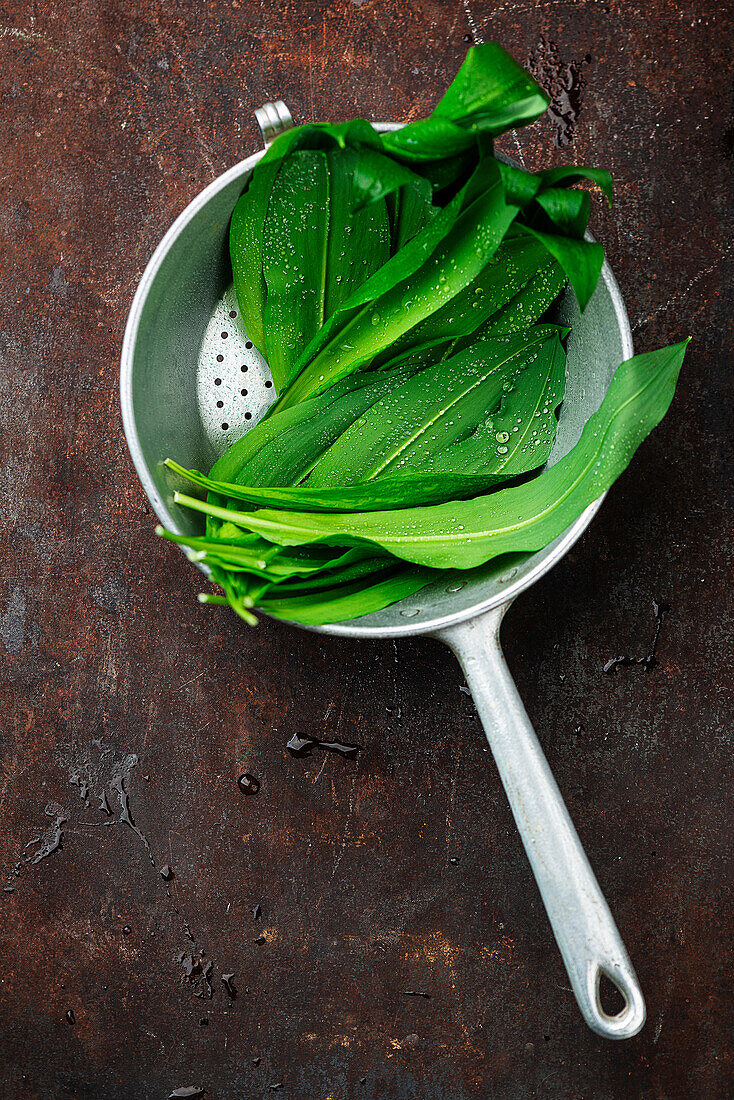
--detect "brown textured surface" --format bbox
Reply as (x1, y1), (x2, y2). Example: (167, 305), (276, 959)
(1, 1), (732, 1097)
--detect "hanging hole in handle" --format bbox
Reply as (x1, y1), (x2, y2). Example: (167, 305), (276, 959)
(590, 964), (645, 1039)
(598, 971), (627, 1018)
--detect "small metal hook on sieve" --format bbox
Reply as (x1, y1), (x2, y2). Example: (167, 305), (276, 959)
(255, 101), (294, 148)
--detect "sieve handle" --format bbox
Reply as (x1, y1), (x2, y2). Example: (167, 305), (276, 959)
(435, 604), (646, 1040)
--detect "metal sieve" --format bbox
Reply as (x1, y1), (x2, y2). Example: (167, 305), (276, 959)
(120, 104), (645, 1039)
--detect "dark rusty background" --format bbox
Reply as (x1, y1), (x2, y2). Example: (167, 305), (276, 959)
(1, 0), (732, 1096)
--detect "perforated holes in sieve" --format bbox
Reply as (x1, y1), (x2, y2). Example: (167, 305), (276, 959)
(399, 608), (421, 618)
(197, 286), (275, 448)
(446, 582), (465, 593)
(500, 567), (518, 583)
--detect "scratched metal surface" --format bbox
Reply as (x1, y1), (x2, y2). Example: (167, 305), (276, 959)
(1, 1), (732, 1097)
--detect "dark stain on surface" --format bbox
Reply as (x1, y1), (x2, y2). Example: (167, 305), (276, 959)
(0, 588), (28, 655)
(30, 804), (67, 864)
(527, 37), (590, 147)
(286, 732), (361, 757)
(603, 598), (669, 673)
(91, 575), (130, 613)
(111, 756), (155, 863)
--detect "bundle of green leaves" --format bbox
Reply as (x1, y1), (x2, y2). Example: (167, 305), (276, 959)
(160, 43), (687, 626)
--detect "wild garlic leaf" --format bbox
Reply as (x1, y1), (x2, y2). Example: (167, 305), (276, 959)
(277, 159), (517, 409)
(532, 187), (591, 239)
(259, 565), (435, 625)
(477, 261), (566, 338)
(230, 127), (306, 354)
(262, 150), (331, 390)
(305, 329), (560, 486)
(385, 176), (437, 252)
(370, 235), (563, 369)
(237, 362), (422, 488)
(513, 223), (604, 313)
(538, 166), (613, 206)
(193, 342), (687, 570)
(323, 149), (392, 317)
(417, 330), (566, 476)
(261, 150), (392, 392)
(434, 44), (549, 135)
(382, 43), (549, 166)
(169, 472), (512, 514)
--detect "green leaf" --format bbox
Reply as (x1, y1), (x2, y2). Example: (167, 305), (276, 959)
(276, 158), (518, 408)
(513, 223), (604, 313)
(497, 161), (542, 207)
(381, 44), (549, 166)
(305, 329), (560, 485)
(349, 147), (430, 209)
(169, 473), (510, 514)
(322, 149), (392, 318)
(261, 150), (331, 390)
(235, 362), (422, 488)
(258, 565), (435, 625)
(260, 149), (392, 391)
(418, 330), (566, 476)
(380, 116), (482, 164)
(194, 342), (687, 569)
(370, 235), (563, 368)
(385, 176), (437, 252)
(434, 44), (550, 134)
(229, 127), (306, 354)
(477, 261), (566, 338)
(533, 187), (591, 239)
(539, 166), (613, 206)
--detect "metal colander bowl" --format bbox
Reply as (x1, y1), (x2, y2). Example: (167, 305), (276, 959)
(121, 105), (645, 1040)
